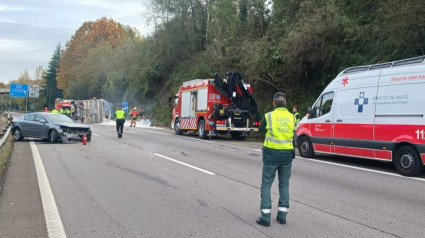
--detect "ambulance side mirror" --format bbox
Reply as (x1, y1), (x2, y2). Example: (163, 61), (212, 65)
(307, 107), (313, 119)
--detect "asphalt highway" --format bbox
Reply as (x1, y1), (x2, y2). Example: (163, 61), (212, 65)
(1, 122), (425, 237)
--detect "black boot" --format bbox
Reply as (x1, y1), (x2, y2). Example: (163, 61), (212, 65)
(256, 217), (270, 227)
(276, 217), (286, 225)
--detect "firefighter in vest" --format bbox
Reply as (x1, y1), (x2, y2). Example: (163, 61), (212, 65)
(129, 107), (139, 127)
(292, 106), (300, 127)
(115, 105), (126, 138)
(51, 108), (59, 114)
(256, 92), (295, 227)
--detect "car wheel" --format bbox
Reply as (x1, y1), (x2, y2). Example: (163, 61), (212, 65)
(298, 136), (314, 158)
(198, 119), (207, 139)
(13, 128), (24, 141)
(174, 118), (183, 135)
(49, 130), (58, 143)
(394, 146), (423, 177)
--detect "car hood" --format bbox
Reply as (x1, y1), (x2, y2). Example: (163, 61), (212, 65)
(55, 122), (90, 129)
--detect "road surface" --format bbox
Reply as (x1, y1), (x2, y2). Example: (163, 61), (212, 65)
(1, 122), (425, 237)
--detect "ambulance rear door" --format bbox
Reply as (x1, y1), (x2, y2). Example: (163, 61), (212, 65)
(375, 62), (425, 161)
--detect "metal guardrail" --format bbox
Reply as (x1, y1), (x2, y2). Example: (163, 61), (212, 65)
(0, 112), (12, 148)
(0, 127), (11, 148)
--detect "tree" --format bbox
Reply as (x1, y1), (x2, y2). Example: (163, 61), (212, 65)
(57, 17), (126, 96)
(44, 44), (62, 108)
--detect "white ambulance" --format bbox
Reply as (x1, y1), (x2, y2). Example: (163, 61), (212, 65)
(296, 56), (425, 176)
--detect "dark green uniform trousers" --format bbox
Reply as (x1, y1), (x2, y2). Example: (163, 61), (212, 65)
(260, 148), (293, 222)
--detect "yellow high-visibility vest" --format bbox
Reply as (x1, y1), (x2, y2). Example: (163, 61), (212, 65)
(293, 112), (300, 126)
(264, 108), (294, 150)
(115, 110), (125, 119)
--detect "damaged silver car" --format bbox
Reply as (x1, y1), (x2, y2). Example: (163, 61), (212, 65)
(11, 112), (91, 143)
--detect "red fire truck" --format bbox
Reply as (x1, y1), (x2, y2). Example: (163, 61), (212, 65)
(55, 99), (75, 116)
(171, 72), (260, 140)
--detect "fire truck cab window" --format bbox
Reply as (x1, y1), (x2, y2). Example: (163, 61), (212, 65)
(311, 91), (334, 118)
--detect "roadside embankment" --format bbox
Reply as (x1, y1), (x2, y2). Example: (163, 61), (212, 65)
(0, 113), (13, 193)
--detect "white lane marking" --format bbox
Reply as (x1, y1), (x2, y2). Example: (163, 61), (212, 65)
(92, 133), (100, 136)
(30, 142), (67, 238)
(253, 149), (262, 152)
(154, 153), (215, 175)
(180, 136), (214, 143)
(296, 156), (425, 182)
(143, 130), (168, 135)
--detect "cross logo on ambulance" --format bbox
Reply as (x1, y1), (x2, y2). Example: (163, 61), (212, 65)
(354, 92), (368, 112)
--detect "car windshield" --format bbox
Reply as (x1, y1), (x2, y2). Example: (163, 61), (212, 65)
(46, 114), (75, 123)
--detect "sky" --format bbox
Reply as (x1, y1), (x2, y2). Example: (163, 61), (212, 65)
(0, 0), (153, 83)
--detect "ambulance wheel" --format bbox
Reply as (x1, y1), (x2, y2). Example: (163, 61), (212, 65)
(198, 119), (207, 139)
(298, 136), (314, 158)
(394, 146), (423, 177)
(174, 119), (183, 135)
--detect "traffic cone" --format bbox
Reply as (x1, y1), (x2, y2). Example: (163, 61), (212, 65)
(82, 134), (87, 145)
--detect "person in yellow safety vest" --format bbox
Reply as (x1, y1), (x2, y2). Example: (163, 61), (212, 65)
(65, 108), (70, 116)
(59, 107), (64, 114)
(256, 92), (295, 227)
(51, 108), (59, 114)
(292, 106), (300, 127)
(115, 105), (126, 138)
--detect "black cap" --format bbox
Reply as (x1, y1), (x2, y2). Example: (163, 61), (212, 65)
(273, 92), (286, 99)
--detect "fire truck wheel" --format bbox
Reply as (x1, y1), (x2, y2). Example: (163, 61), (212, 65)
(49, 130), (58, 143)
(298, 136), (314, 158)
(174, 119), (183, 135)
(198, 119), (207, 139)
(394, 146), (423, 177)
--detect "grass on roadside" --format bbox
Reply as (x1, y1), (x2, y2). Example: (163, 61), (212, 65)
(0, 134), (14, 177)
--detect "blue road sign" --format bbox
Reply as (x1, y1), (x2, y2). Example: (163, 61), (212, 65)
(10, 84), (28, 97)
(122, 102), (128, 113)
